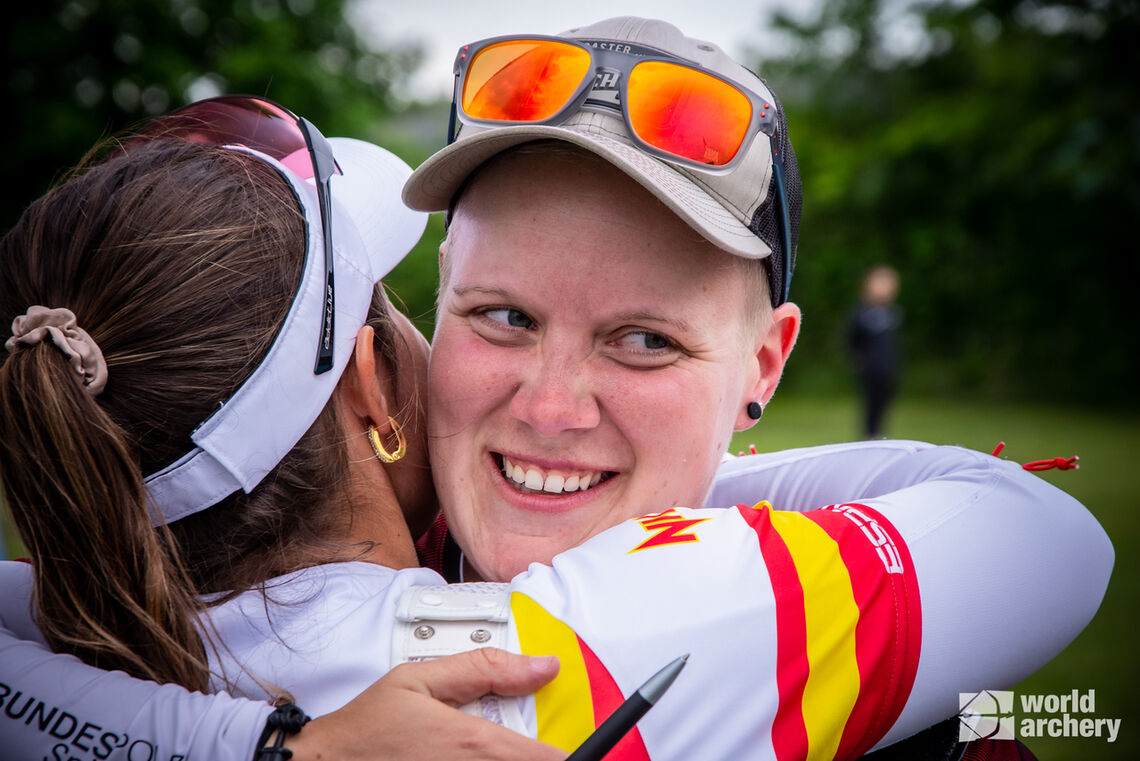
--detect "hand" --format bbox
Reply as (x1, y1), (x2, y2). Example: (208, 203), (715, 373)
(285, 647), (565, 760)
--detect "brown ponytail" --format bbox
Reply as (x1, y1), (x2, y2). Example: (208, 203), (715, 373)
(0, 344), (209, 688)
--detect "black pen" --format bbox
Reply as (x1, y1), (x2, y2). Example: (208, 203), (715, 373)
(564, 654), (689, 761)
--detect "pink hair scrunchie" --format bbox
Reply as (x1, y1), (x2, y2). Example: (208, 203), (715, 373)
(5, 306), (108, 396)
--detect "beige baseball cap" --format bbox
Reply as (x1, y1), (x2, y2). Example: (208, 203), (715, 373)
(402, 16), (801, 305)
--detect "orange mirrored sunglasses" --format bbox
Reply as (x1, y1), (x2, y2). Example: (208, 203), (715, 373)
(446, 35), (793, 305)
(448, 35), (778, 171)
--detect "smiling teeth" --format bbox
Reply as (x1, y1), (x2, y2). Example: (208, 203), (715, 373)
(500, 455), (607, 495)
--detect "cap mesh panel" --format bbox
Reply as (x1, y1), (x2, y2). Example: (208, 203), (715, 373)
(748, 89), (801, 307)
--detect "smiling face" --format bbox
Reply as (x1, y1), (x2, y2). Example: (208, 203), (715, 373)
(429, 147), (797, 581)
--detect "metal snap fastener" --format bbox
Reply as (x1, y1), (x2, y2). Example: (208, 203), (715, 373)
(414, 625), (435, 639)
(470, 628), (491, 643)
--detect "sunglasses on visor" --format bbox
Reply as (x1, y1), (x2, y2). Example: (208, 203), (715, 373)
(125, 95), (343, 373)
(446, 35), (793, 304)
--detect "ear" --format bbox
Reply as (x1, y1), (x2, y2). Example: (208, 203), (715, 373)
(341, 325), (392, 429)
(734, 302), (801, 431)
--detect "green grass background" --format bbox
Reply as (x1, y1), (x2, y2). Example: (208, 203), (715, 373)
(728, 394), (1138, 760)
(3, 394), (1134, 758)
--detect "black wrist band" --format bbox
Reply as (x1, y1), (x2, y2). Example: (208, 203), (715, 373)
(254, 703), (311, 761)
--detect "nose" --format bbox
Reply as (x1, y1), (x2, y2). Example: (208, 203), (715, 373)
(508, 347), (601, 437)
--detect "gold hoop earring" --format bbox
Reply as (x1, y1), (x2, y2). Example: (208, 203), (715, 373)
(368, 417), (407, 463)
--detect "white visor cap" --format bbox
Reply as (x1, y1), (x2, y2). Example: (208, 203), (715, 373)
(145, 138), (427, 525)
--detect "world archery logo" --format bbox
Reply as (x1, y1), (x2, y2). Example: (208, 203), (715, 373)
(959, 690), (1016, 741)
(958, 688), (1122, 744)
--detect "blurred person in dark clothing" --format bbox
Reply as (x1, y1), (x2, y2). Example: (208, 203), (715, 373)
(848, 265), (902, 439)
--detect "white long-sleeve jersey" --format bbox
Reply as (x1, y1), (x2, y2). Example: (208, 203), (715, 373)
(0, 441), (1114, 760)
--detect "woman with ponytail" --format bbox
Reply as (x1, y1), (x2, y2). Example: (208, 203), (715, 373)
(0, 139), (309, 691)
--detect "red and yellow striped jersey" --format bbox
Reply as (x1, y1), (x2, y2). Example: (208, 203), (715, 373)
(507, 501), (921, 760)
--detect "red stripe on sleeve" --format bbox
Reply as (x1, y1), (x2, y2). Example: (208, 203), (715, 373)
(579, 636), (651, 761)
(807, 503), (922, 758)
(736, 503), (810, 761)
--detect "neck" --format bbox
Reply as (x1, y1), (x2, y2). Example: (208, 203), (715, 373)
(461, 552), (492, 582)
(347, 507), (420, 569)
(338, 427), (421, 570)
(338, 476), (420, 570)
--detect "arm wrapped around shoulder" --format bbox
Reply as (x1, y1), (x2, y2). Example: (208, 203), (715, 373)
(875, 447), (1113, 747)
(506, 443), (1112, 760)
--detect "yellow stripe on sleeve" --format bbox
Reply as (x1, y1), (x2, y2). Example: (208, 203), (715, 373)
(769, 511), (862, 761)
(510, 591), (595, 751)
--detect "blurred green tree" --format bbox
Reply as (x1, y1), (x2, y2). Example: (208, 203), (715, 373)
(754, 0), (1139, 405)
(3, 0), (445, 333)
(4, 1), (425, 223)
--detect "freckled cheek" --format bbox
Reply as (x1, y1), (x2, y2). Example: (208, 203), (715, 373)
(430, 333), (516, 425)
(605, 373), (730, 503)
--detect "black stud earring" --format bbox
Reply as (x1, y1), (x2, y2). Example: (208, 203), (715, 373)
(747, 401), (763, 420)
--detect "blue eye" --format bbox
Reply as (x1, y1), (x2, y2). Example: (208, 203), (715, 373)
(618, 331), (672, 351)
(606, 329), (682, 368)
(484, 308), (535, 329)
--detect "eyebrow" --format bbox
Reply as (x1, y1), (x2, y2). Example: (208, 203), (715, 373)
(611, 311), (696, 335)
(450, 285), (513, 300)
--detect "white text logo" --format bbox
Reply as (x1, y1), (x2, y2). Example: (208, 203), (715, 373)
(959, 689), (1121, 744)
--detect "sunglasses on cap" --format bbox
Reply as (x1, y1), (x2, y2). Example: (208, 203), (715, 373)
(446, 35), (793, 304)
(126, 95), (343, 373)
